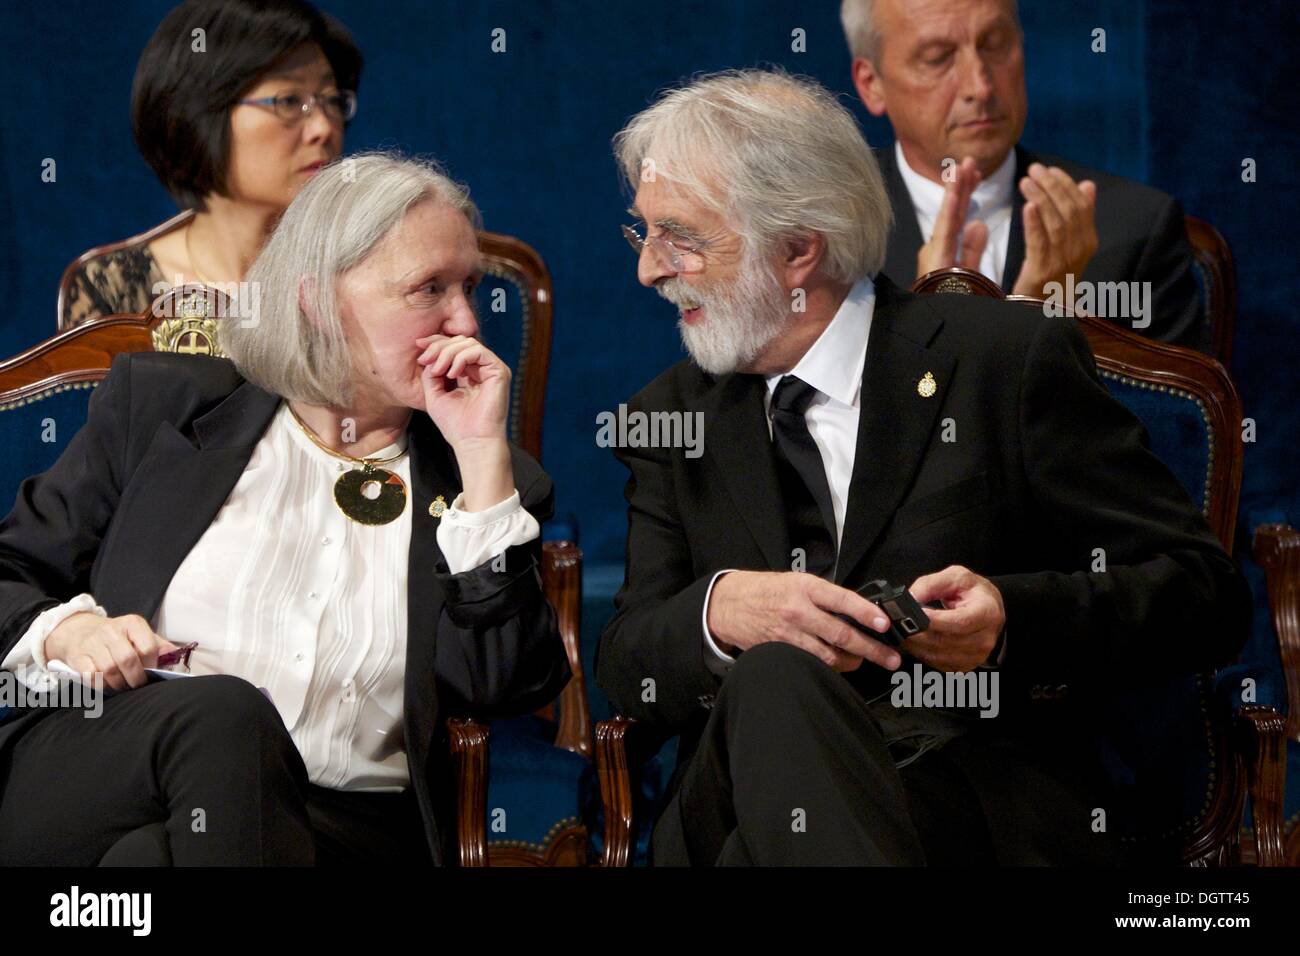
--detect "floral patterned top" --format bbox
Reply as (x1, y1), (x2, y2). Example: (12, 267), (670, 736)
(60, 245), (169, 329)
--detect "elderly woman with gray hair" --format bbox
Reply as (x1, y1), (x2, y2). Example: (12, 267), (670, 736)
(0, 153), (568, 865)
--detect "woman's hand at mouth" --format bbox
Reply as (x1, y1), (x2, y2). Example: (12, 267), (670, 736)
(416, 334), (514, 511)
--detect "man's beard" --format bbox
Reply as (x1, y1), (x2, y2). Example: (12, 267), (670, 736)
(656, 249), (791, 375)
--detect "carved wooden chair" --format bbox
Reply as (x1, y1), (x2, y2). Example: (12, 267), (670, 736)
(1252, 526), (1300, 864)
(1184, 215), (1237, 368)
(0, 316), (181, 862)
(442, 231), (602, 865)
(896, 212), (1237, 367)
(0, 318), (152, 729)
(909, 267), (1290, 865)
(0, 316), (154, 512)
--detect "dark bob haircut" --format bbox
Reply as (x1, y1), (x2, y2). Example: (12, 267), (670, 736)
(132, 0), (363, 211)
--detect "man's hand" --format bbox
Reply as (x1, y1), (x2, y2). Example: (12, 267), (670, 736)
(915, 156), (990, 279)
(44, 612), (179, 692)
(1011, 163), (1098, 297)
(706, 571), (903, 673)
(904, 565), (1005, 672)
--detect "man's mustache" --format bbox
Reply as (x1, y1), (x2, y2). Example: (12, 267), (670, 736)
(656, 280), (703, 310)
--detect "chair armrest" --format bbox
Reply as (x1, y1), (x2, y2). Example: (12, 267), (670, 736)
(541, 540), (592, 757)
(1233, 706), (1288, 866)
(448, 717), (491, 867)
(1215, 665), (1287, 865)
(1250, 523), (1299, 866)
(1254, 523), (1300, 741)
(595, 716), (637, 867)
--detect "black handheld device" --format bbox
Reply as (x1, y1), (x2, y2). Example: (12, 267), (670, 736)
(850, 579), (939, 645)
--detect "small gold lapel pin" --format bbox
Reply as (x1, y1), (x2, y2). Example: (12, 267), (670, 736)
(428, 495), (447, 518)
(917, 371), (937, 398)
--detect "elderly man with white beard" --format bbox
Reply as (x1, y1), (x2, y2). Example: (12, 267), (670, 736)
(595, 68), (1250, 866)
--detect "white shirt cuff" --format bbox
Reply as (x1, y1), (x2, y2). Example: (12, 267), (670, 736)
(702, 569), (740, 670)
(435, 490), (540, 575)
(0, 593), (106, 678)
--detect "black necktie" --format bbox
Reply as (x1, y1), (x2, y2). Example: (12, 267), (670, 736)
(770, 375), (837, 578)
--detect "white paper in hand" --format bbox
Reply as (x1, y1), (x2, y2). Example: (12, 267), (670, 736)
(47, 659), (193, 697)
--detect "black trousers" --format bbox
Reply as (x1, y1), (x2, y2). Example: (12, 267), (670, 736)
(0, 674), (430, 866)
(651, 642), (1124, 866)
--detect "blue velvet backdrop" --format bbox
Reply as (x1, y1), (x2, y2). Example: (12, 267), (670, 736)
(1, 0), (1295, 589)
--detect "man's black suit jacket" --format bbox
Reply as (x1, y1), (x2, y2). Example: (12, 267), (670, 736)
(877, 144), (1208, 351)
(0, 353), (570, 864)
(596, 275), (1250, 838)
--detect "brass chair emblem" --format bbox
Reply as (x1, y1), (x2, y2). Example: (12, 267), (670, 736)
(151, 289), (225, 358)
(935, 275), (975, 295)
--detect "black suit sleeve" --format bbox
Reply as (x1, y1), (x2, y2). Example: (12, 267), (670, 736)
(595, 398), (722, 733)
(0, 354), (134, 659)
(1133, 195), (1206, 351)
(431, 470), (570, 719)
(989, 315), (1250, 690)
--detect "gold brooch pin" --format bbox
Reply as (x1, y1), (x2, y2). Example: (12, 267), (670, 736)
(917, 371), (937, 398)
(428, 495), (447, 518)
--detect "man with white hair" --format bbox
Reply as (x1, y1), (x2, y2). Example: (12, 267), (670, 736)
(841, 0), (1207, 350)
(596, 69), (1249, 865)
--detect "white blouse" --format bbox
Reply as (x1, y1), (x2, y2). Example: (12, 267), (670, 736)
(2, 402), (539, 792)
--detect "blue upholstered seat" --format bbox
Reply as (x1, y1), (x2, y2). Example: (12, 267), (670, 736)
(471, 266), (590, 862)
(0, 382), (99, 514)
(477, 561), (674, 865)
(0, 382), (101, 726)
(1096, 373), (1240, 851)
(475, 264), (541, 457)
(483, 716), (599, 860)
(1101, 377), (1212, 506)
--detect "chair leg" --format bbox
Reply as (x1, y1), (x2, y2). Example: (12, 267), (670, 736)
(449, 717), (491, 867)
(594, 716), (637, 867)
(1236, 706), (1288, 866)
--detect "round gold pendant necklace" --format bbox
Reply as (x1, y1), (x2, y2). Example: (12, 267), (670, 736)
(287, 404), (409, 525)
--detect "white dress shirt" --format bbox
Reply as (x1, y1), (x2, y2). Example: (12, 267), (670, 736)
(1, 402), (539, 791)
(701, 277), (1007, 669)
(895, 140), (1016, 287)
(702, 277), (874, 663)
